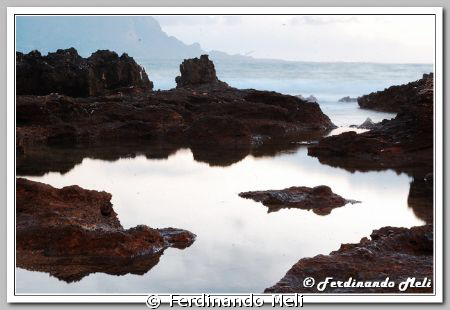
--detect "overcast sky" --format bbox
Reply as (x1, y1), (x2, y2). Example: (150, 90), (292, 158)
(154, 15), (434, 64)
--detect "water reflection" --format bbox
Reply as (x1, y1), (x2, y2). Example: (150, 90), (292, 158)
(17, 146), (425, 293)
(17, 134), (324, 176)
(18, 247), (163, 283)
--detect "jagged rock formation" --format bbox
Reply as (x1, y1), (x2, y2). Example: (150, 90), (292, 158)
(16, 52), (336, 170)
(16, 178), (195, 282)
(16, 48), (153, 97)
(175, 54), (227, 88)
(239, 185), (359, 215)
(357, 73), (433, 112)
(265, 225), (433, 293)
(349, 117), (377, 130)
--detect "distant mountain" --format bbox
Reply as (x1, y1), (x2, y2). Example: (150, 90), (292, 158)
(16, 16), (210, 59)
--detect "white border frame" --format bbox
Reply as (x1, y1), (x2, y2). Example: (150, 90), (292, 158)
(6, 6), (443, 304)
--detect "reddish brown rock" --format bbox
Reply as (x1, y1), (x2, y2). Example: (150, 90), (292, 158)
(357, 73), (433, 112)
(239, 185), (359, 215)
(265, 225), (433, 293)
(16, 48), (153, 97)
(16, 178), (195, 282)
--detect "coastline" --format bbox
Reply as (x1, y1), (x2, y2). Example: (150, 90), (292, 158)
(15, 48), (434, 294)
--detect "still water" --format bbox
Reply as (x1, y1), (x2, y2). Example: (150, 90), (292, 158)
(16, 99), (424, 293)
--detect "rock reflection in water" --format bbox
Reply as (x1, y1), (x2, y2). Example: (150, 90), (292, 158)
(239, 185), (360, 215)
(17, 135), (326, 176)
(16, 178), (195, 283)
(16, 146), (425, 293)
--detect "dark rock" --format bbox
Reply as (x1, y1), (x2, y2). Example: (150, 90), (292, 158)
(265, 224), (433, 293)
(239, 185), (359, 215)
(16, 54), (336, 164)
(308, 74), (433, 178)
(349, 117), (377, 130)
(188, 115), (251, 148)
(16, 136), (323, 176)
(338, 96), (358, 103)
(358, 117), (376, 129)
(408, 175), (433, 224)
(293, 78), (434, 293)
(357, 73), (433, 112)
(16, 178), (195, 282)
(16, 48), (153, 97)
(175, 54), (227, 88)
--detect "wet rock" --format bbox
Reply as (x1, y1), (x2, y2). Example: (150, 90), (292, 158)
(338, 96), (358, 102)
(16, 48), (153, 97)
(308, 74), (433, 178)
(265, 224), (433, 293)
(16, 178), (195, 282)
(175, 54), (228, 88)
(239, 185), (359, 215)
(357, 73), (433, 112)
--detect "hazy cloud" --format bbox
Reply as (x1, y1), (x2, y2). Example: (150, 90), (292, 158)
(154, 16), (242, 26)
(155, 15), (434, 63)
(289, 16), (359, 26)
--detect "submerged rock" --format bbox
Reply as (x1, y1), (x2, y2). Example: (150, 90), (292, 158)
(265, 224), (433, 293)
(338, 96), (358, 103)
(16, 48), (153, 97)
(357, 73), (433, 112)
(239, 185), (359, 215)
(16, 178), (195, 282)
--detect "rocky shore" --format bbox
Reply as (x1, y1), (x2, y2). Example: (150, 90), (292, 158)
(16, 178), (195, 282)
(308, 72), (433, 178)
(16, 49), (335, 170)
(239, 185), (359, 215)
(15, 48), (435, 294)
(265, 224), (433, 293)
(16, 48), (153, 97)
(357, 73), (433, 113)
(265, 74), (433, 293)
(265, 73), (434, 294)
